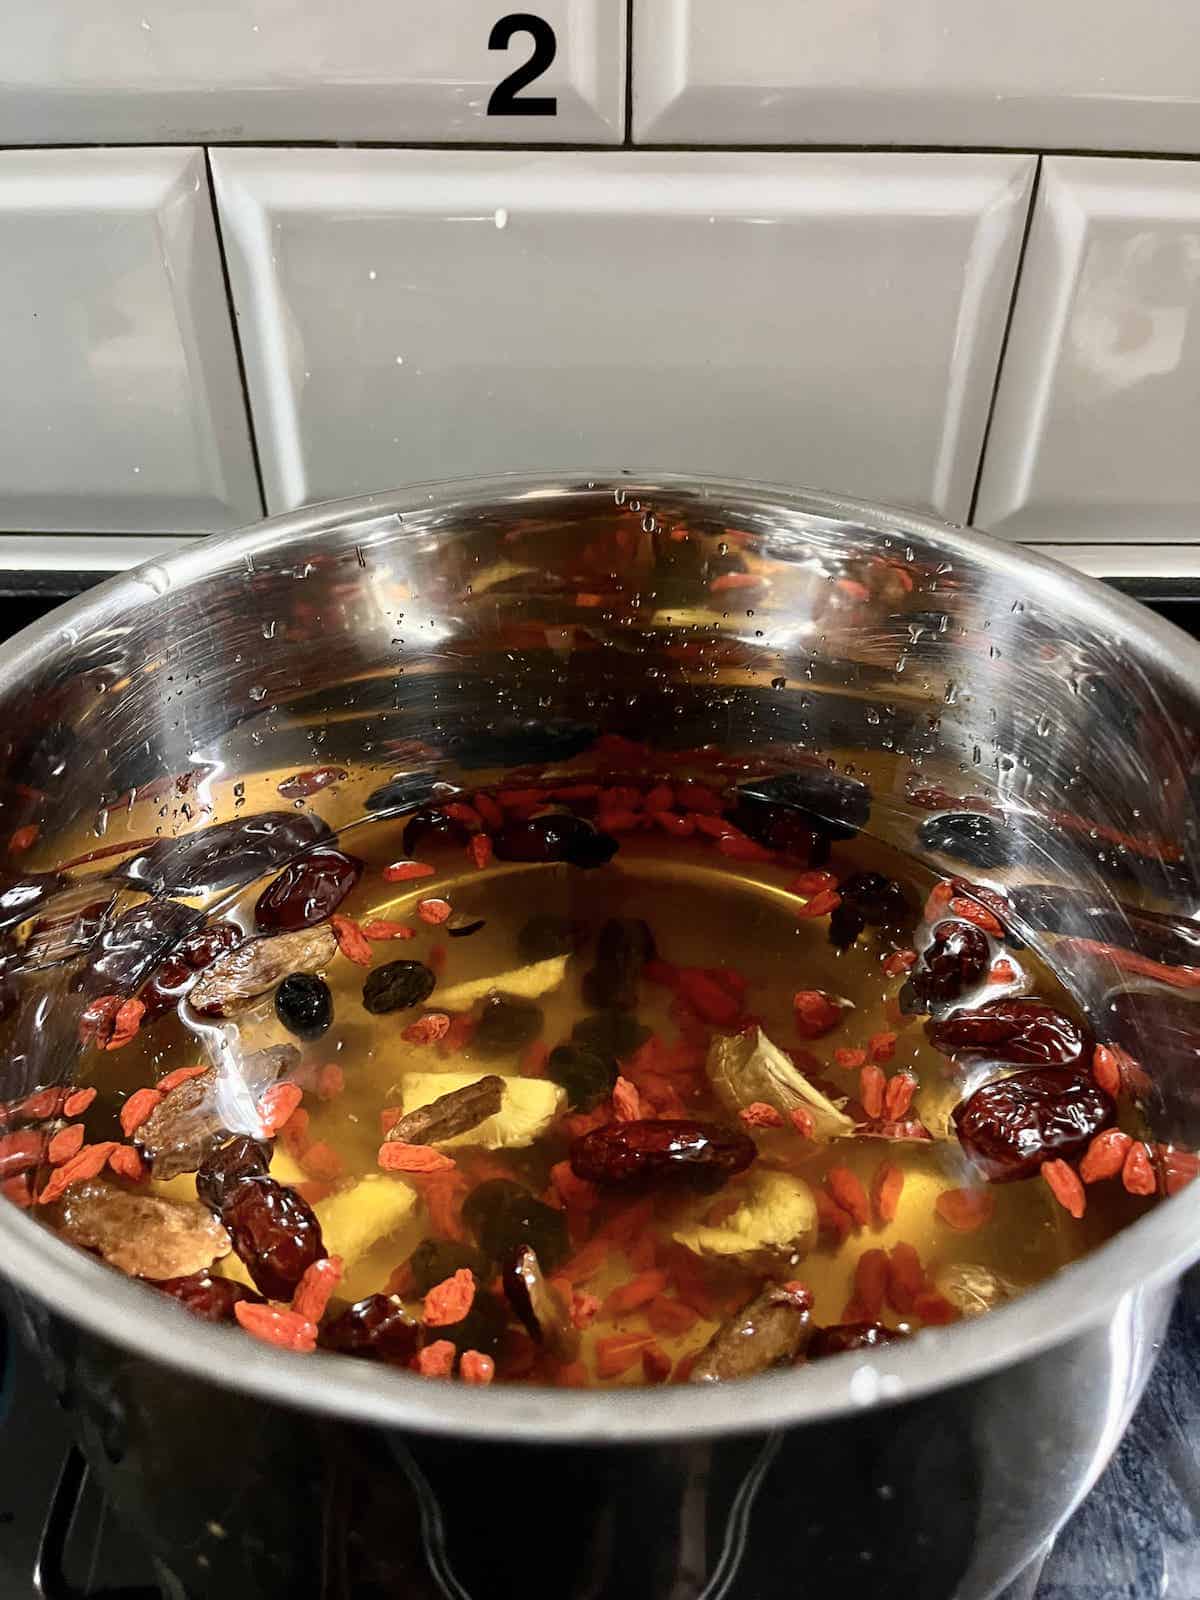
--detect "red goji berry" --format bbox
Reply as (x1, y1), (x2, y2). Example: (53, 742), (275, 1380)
(833, 1048), (867, 1070)
(47, 1124), (85, 1165)
(645, 1295), (698, 1337)
(912, 1290), (959, 1326)
(859, 1065), (886, 1120)
(709, 572), (762, 594)
(612, 1076), (645, 1122)
(78, 995), (122, 1048)
(0, 1130), (47, 1178)
(1091, 1044), (1122, 1099)
(882, 948), (918, 978)
(361, 918), (416, 941)
(442, 801), (482, 829)
(300, 1141), (343, 1182)
(676, 968), (741, 1026)
(9, 824), (39, 853)
(2, 1175), (32, 1208)
(643, 959), (681, 989)
(383, 860), (436, 882)
(649, 810), (696, 838)
(103, 998), (145, 1052)
(258, 1082), (303, 1137)
(460, 1349), (495, 1384)
(787, 870), (839, 896)
(789, 1105), (816, 1139)
(403, 1012), (452, 1045)
(424, 1267), (477, 1326)
(108, 1144), (148, 1183)
(119, 1086), (164, 1138)
(827, 1166), (870, 1227)
(416, 1340), (457, 1377)
(1080, 1128), (1132, 1183)
(418, 898), (452, 926)
(288, 1255), (343, 1322)
(739, 1101), (785, 1129)
(795, 888), (842, 919)
(235, 1302), (317, 1352)
(868, 1031), (897, 1065)
(886, 1242), (927, 1313)
(692, 814), (736, 839)
(558, 1236), (609, 1285)
(642, 1344), (672, 1384)
(279, 1105), (312, 1158)
(520, 1038), (549, 1076)
(378, 1142), (456, 1174)
(988, 959), (1018, 985)
(814, 1186), (852, 1245)
(935, 1187), (995, 1232)
(61, 1087), (97, 1118)
(38, 1142), (119, 1205)
(595, 1332), (653, 1378)
(1042, 1159), (1086, 1218)
(315, 1063), (345, 1101)
(717, 832), (774, 863)
(948, 897), (1005, 937)
(331, 914), (372, 966)
(550, 1159), (599, 1213)
(1160, 1145), (1200, 1195)
(883, 1072), (916, 1121)
(155, 1065), (207, 1095)
(602, 1270), (668, 1318)
(675, 780), (723, 814)
(472, 792), (504, 830)
(1122, 1141), (1156, 1197)
(853, 1248), (888, 1320)
(644, 784), (674, 811)
(467, 834), (493, 869)
(924, 882), (955, 920)
(792, 989), (842, 1039)
(871, 1161), (904, 1226)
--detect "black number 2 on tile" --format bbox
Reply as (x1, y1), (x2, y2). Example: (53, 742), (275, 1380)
(487, 14), (558, 115)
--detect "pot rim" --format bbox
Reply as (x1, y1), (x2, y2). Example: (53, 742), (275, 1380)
(2, 470), (1198, 1442)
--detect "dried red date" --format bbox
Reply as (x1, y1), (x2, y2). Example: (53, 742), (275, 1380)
(197, 1135), (325, 1298)
(403, 808), (472, 856)
(254, 847), (362, 932)
(119, 812), (332, 897)
(809, 1322), (909, 1360)
(320, 1294), (421, 1365)
(569, 1119), (756, 1191)
(85, 900), (203, 994)
(905, 919), (990, 1011)
(927, 998), (1090, 1069)
(952, 1067), (1115, 1182)
(491, 814), (594, 864)
(152, 1269), (265, 1323)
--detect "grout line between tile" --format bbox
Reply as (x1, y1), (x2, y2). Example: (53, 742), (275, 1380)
(624, 0), (634, 145)
(967, 154), (1042, 529)
(202, 147), (268, 520)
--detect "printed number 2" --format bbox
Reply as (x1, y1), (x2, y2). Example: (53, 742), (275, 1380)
(487, 13), (557, 116)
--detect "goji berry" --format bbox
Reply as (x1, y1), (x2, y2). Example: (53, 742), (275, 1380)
(567, 1291), (601, 1330)
(38, 1142), (119, 1205)
(416, 1339), (457, 1377)
(442, 802), (482, 829)
(717, 832), (774, 863)
(988, 959), (1018, 985)
(789, 1105), (816, 1139)
(361, 919), (416, 941)
(423, 1267), (476, 1326)
(383, 860), (436, 882)
(739, 1101), (785, 1129)
(710, 572), (762, 594)
(300, 1141), (343, 1182)
(291, 1254), (343, 1322)
(871, 1161), (904, 1226)
(378, 1142), (456, 1174)
(108, 1144), (148, 1183)
(403, 1012), (452, 1045)
(315, 1063), (345, 1101)
(675, 781), (723, 814)
(104, 998), (145, 1052)
(552, 1359), (589, 1386)
(853, 1248), (888, 1319)
(521, 1038), (550, 1076)
(1042, 1159), (1086, 1218)
(827, 1166), (870, 1227)
(1080, 1128), (1132, 1183)
(859, 1065), (886, 1120)
(883, 1072), (916, 1121)
(78, 995), (122, 1048)
(550, 1159), (599, 1213)
(558, 1236), (609, 1285)
(499, 787), (550, 810)
(886, 1241), (927, 1313)
(882, 948), (918, 978)
(466, 833), (494, 871)
(912, 1290), (959, 1326)
(9, 824), (39, 853)
(676, 968), (741, 1026)
(155, 1065), (208, 1094)
(868, 1031), (897, 1065)
(258, 1082), (303, 1137)
(331, 914), (372, 966)
(834, 1048), (867, 1070)
(1, 1175), (32, 1208)
(1091, 1044), (1122, 1099)
(0, 1130), (46, 1178)
(602, 1270), (668, 1318)
(1122, 1141), (1156, 1197)
(645, 1295), (698, 1338)
(47, 1124), (85, 1165)
(642, 1343), (672, 1384)
(595, 1332), (654, 1378)
(935, 1187), (995, 1232)
(470, 792), (503, 830)
(949, 897), (1005, 937)
(643, 959), (681, 989)
(792, 989), (842, 1039)
(460, 1349), (495, 1384)
(119, 1086), (164, 1138)
(924, 882), (955, 920)
(795, 888), (842, 919)
(814, 1186), (852, 1245)
(280, 1105), (312, 1157)
(649, 810), (696, 838)
(787, 870), (839, 895)
(62, 1087), (97, 1118)
(234, 1302), (318, 1352)
(1160, 1145), (1200, 1195)
(693, 814), (736, 839)
(612, 1076), (644, 1122)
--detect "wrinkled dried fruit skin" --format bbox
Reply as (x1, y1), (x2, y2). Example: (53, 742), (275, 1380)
(200, 1150), (326, 1299)
(137, 1047), (296, 1180)
(570, 1119), (756, 1192)
(361, 959), (436, 1015)
(385, 1075), (504, 1145)
(462, 1179), (569, 1271)
(274, 973), (333, 1040)
(809, 1321), (909, 1360)
(952, 1067), (1115, 1182)
(118, 812), (332, 896)
(928, 998), (1090, 1069)
(473, 993), (544, 1055)
(320, 1295), (421, 1364)
(503, 1244), (579, 1360)
(140, 920), (246, 1022)
(828, 871), (913, 951)
(152, 1269), (265, 1322)
(547, 1043), (617, 1110)
(690, 1284), (813, 1382)
(195, 1134), (273, 1210)
(189, 925), (337, 1017)
(917, 811), (1018, 870)
(85, 900), (203, 994)
(408, 1238), (490, 1296)
(52, 1178), (230, 1279)
(517, 914), (582, 964)
(905, 920), (990, 1012)
(583, 918), (655, 1010)
(402, 808), (472, 856)
(254, 847), (362, 932)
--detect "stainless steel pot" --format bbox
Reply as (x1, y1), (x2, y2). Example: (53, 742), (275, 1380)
(2, 475), (1199, 1600)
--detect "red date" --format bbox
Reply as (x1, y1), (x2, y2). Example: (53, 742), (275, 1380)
(569, 1119), (756, 1190)
(254, 847), (362, 932)
(952, 1067), (1115, 1182)
(152, 1269), (265, 1323)
(906, 919), (990, 1010)
(927, 998), (1090, 1069)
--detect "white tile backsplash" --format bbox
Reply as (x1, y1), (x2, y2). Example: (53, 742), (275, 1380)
(976, 157), (1200, 544)
(211, 149), (1035, 522)
(0, 148), (261, 535)
(0, 0), (625, 146)
(634, 0), (1200, 154)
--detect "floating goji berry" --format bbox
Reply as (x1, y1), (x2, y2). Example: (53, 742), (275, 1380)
(883, 1072), (916, 1121)
(834, 1048), (867, 1070)
(402, 1012), (452, 1045)
(259, 1082), (303, 1137)
(871, 1161), (904, 1225)
(155, 1065), (208, 1095)
(935, 1187), (995, 1232)
(470, 792), (503, 829)
(1080, 1128), (1132, 1183)
(795, 888), (842, 919)
(1091, 1044), (1122, 1099)
(612, 1076), (644, 1122)
(62, 1087), (97, 1118)
(361, 919), (416, 941)
(717, 832), (774, 863)
(924, 882), (955, 920)
(330, 914), (372, 966)
(649, 810), (696, 838)
(47, 1124), (85, 1164)
(418, 898), (452, 926)
(300, 1141), (343, 1182)
(886, 1242), (926, 1313)
(423, 1267), (477, 1327)
(1122, 1142), (1156, 1197)
(568, 1291), (601, 1330)
(558, 1236), (609, 1285)
(289, 1255), (344, 1322)
(792, 989), (842, 1039)
(108, 1144), (148, 1183)
(383, 860), (436, 882)
(38, 1142), (119, 1205)
(78, 995), (124, 1048)
(948, 897), (1005, 937)
(1, 1175), (32, 1208)
(0, 1130), (47, 1178)
(693, 813), (736, 839)
(789, 1106), (816, 1139)
(642, 1344), (673, 1384)
(710, 572), (762, 594)
(104, 998), (145, 1051)
(739, 1101), (785, 1130)
(859, 1065), (886, 1121)
(595, 1332), (653, 1378)
(9, 824), (39, 853)
(1042, 1159), (1086, 1217)
(814, 1186), (852, 1245)
(912, 1290), (959, 1326)
(234, 1301), (317, 1352)
(882, 948), (919, 978)
(119, 1086), (164, 1138)
(676, 968), (741, 1026)
(788, 870), (839, 895)
(602, 1270), (667, 1318)
(378, 1142), (456, 1174)
(417, 1339), (457, 1377)
(988, 959), (1018, 985)
(853, 1248), (888, 1319)
(280, 1105), (312, 1157)
(467, 834), (493, 870)
(1160, 1146), (1200, 1195)
(550, 1159), (599, 1212)
(868, 1032), (897, 1065)
(460, 1349), (495, 1384)
(315, 1064), (344, 1101)
(646, 1295), (698, 1337)
(827, 1165), (869, 1227)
